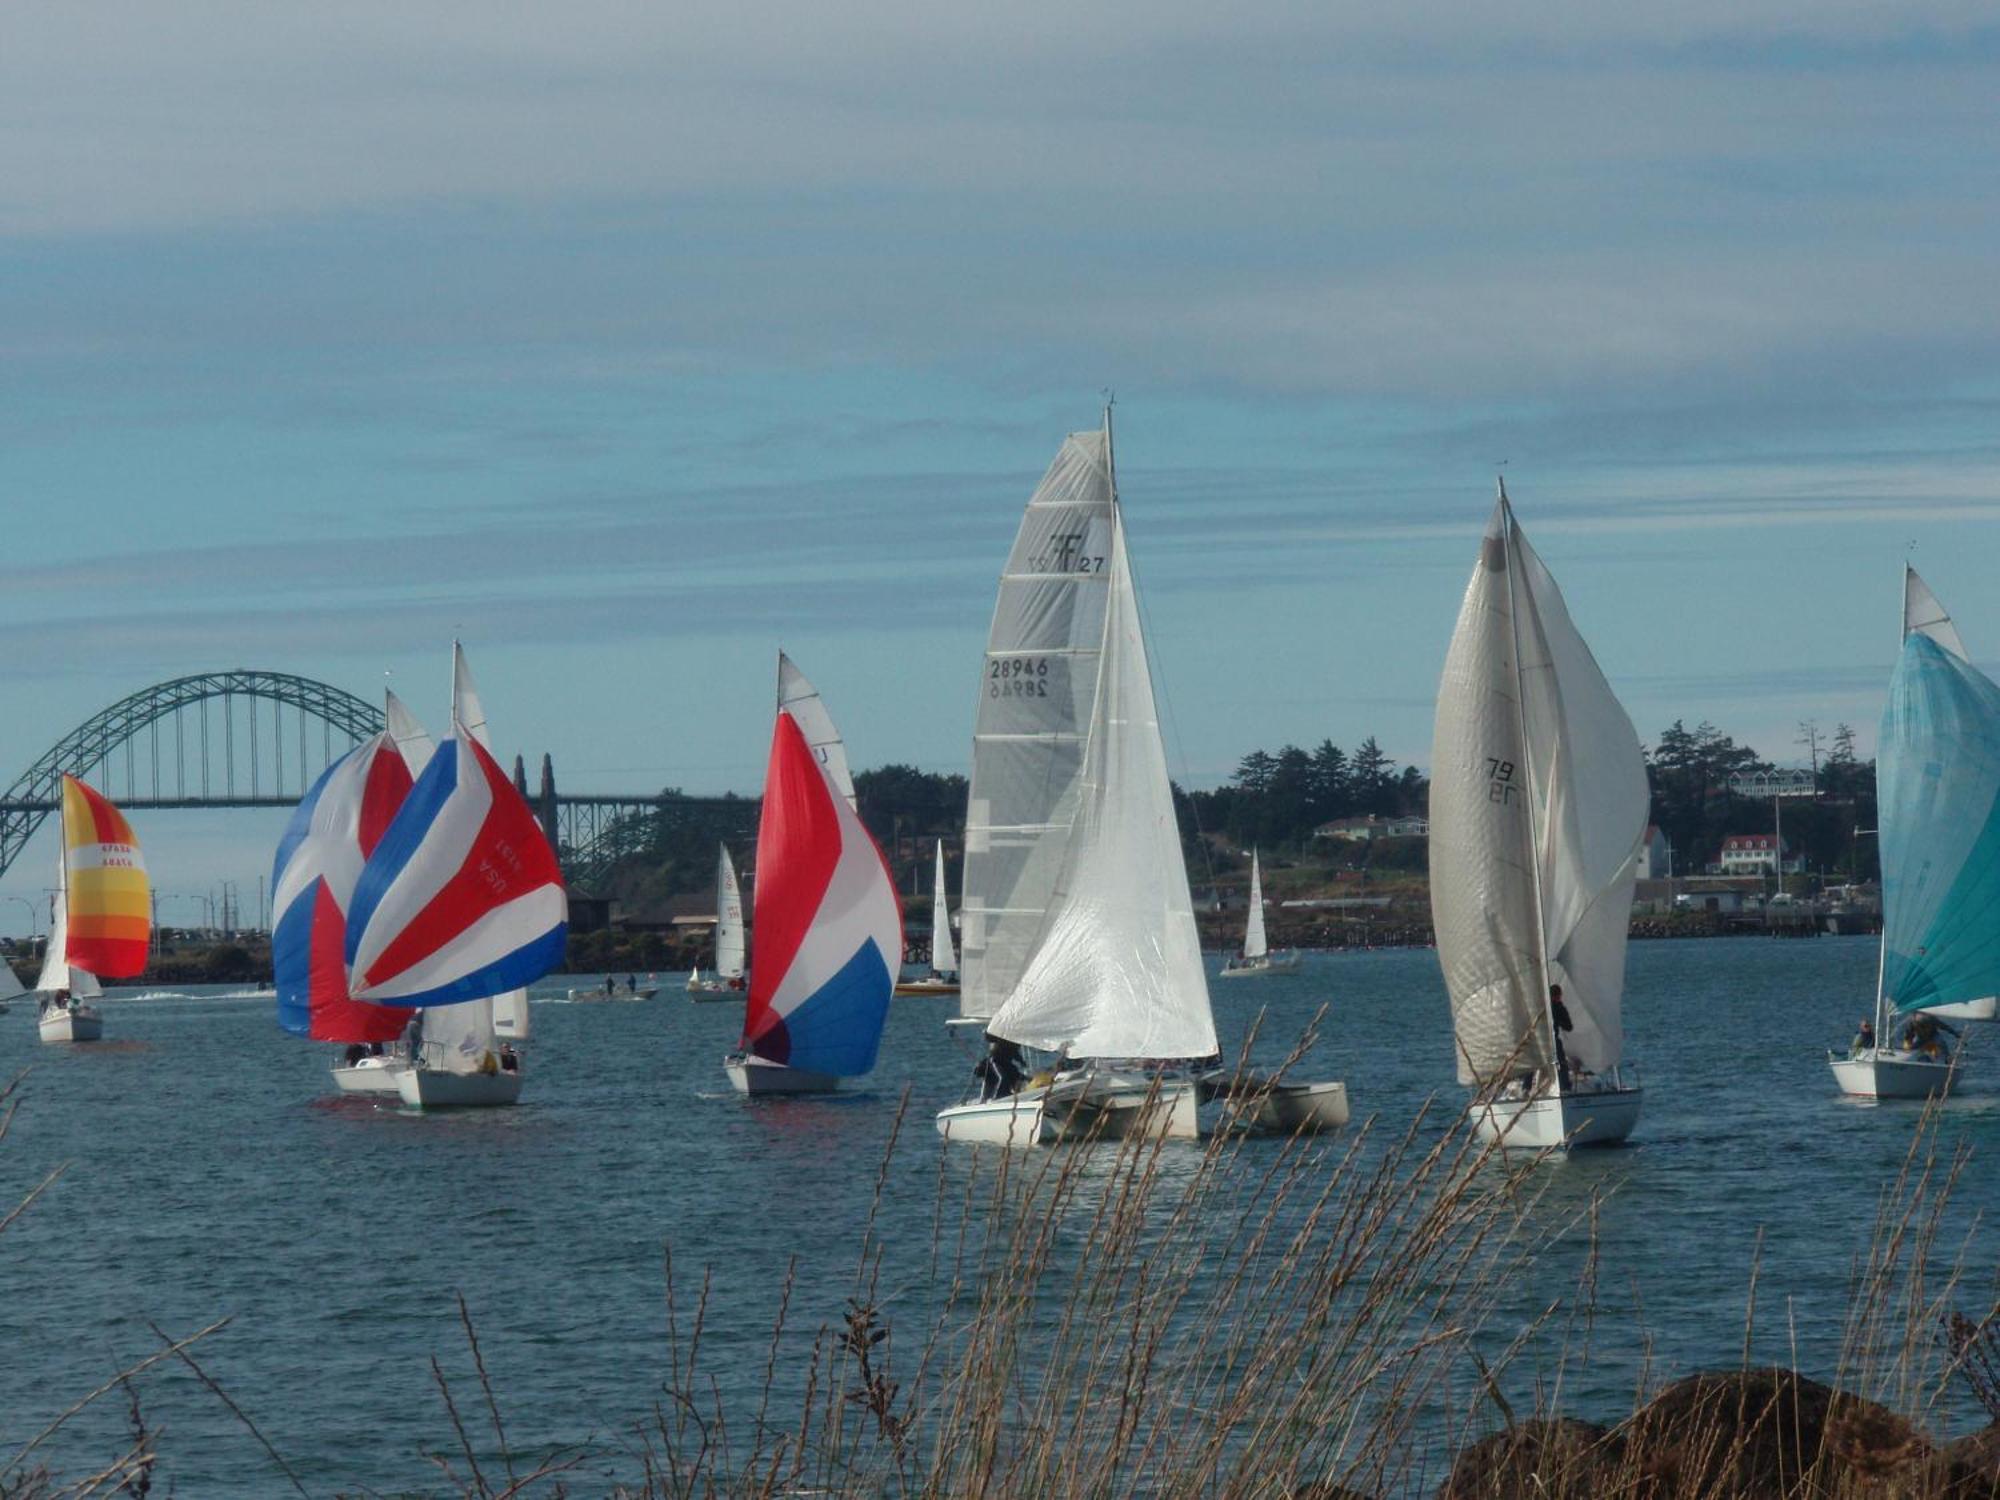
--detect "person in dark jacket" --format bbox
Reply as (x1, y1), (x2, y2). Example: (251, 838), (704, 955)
(1549, 984), (1575, 1091)
(973, 1034), (1026, 1101)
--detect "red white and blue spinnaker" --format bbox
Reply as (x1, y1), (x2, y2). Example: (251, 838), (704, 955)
(739, 655), (902, 1077)
(344, 729), (568, 1008)
(272, 731), (415, 1042)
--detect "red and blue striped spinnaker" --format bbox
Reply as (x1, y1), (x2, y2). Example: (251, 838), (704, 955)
(272, 733), (414, 1041)
(344, 731), (568, 1007)
(740, 705), (902, 1076)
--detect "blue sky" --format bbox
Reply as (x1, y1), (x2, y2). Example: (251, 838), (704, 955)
(2, 2), (1998, 926)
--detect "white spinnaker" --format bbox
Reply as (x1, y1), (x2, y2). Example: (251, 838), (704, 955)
(960, 431), (1116, 1020)
(1905, 565), (1968, 659)
(931, 841), (956, 974)
(1429, 495), (1645, 1086)
(989, 510), (1217, 1060)
(715, 844), (746, 979)
(385, 689), (437, 777)
(452, 643), (490, 751)
(777, 653), (855, 807)
(1243, 850), (1268, 960)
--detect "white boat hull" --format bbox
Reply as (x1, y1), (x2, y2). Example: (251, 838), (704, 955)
(332, 1055), (408, 1095)
(937, 1092), (1051, 1145)
(938, 1073), (1199, 1146)
(396, 1067), (524, 1108)
(38, 1006), (103, 1043)
(725, 1054), (841, 1094)
(1920, 996), (1997, 1022)
(893, 977), (961, 997)
(1469, 1082), (1641, 1150)
(1217, 951), (1303, 979)
(1829, 1048), (1956, 1100)
(1254, 1080), (1350, 1133)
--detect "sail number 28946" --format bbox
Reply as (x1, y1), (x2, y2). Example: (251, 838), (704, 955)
(990, 658), (1051, 698)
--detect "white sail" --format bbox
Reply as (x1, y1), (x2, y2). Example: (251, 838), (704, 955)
(32, 846), (102, 999)
(1243, 849), (1268, 960)
(1430, 490), (1647, 1086)
(0, 951), (24, 1001)
(960, 431), (1117, 1020)
(715, 843), (746, 979)
(776, 653), (855, 807)
(439, 643), (510, 1054)
(492, 991), (531, 1040)
(1904, 565), (1968, 660)
(989, 501), (1217, 1061)
(930, 840), (956, 975)
(385, 688), (437, 777)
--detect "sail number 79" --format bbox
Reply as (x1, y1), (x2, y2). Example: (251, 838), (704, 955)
(1486, 759), (1517, 805)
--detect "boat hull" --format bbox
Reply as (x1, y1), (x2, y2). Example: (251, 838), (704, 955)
(332, 1056), (408, 1095)
(1829, 1048), (1956, 1100)
(893, 977), (961, 997)
(38, 1006), (103, 1043)
(936, 1093), (1051, 1145)
(1254, 1080), (1350, 1133)
(395, 1067), (524, 1108)
(1217, 951), (1303, 979)
(1469, 1083), (1641, 1150)
(725, 1055), (841, 1095)
(1920, 996), (1997, 1022)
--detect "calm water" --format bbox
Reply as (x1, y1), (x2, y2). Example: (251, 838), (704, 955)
(1, 938), (1994, 1494)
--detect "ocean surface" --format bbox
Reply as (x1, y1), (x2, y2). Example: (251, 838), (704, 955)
(1, 937), (1995, 1494)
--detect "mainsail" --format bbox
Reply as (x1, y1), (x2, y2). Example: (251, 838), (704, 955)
(959, 432), (1117, 1021)
(1430, 488), (1647, 1087)
(35, 775), (150, 995)
(715, 843), (747, 980)
(449, 645), (532, 1046)
(272, 731), (415, 1042)
(1243, 850), (1268, 961)
(740, 656), (901, 1076)
(1877, 568), (2000, 1014)
(930, 841), (956, 975)
(986, 471), (1217, 1061)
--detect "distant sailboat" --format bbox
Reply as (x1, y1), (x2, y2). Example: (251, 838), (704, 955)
(35, 775), (150, 1043)
(344, 644), (568, 1108)
(1218, 849), (1301, 979)
(1430, 483), (1647, 1151)
(938, 414), (1221, 1146)
(724, 653), (902, 1095)
(895, 841), (961, 995)
(1831, 567), (1998, 1098)
(271, 710), (418, 1094)
(687, 844), (748, 1000)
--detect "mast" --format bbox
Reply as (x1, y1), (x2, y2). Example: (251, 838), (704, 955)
(1495, 479), (1561, 1074)
(1875, 568), (1905, 1039)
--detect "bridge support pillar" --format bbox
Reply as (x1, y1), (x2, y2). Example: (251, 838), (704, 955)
(538, 754), (559, 851)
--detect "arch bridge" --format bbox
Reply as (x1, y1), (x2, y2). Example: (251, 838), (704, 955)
(0, 671), (753, 896)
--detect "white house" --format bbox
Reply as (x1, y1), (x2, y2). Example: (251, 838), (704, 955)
(1313, 814), (1429, 843)
(1717, 833), (1802, 875)
(1634, 825), (1670, 880)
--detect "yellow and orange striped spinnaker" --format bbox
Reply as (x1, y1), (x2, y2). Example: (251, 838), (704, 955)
(60, 773), (151, 979)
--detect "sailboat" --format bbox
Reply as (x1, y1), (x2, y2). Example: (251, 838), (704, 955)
(687, 844), (748, 1000)
(272, 710), (418, 1094)
(725, 653), (901, 1094)
(35, 774), (150, 1043)
(1430, 483), (1647, 1151)
(344, 644), (568, 1108)
(895, 841), (961, 995)
(1830, 568), (2000, 1098)
(0, 951), (23, 1014)
(1218, 849), (1301, 978)
(937, 414), (1222, 1146)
